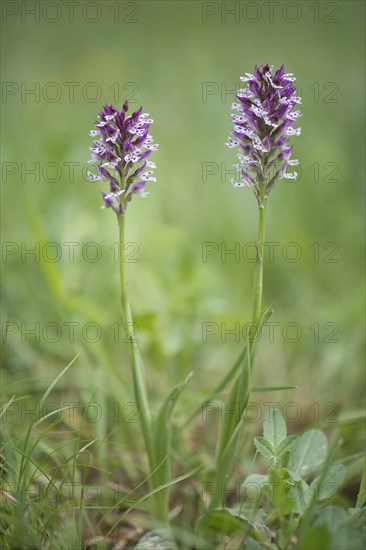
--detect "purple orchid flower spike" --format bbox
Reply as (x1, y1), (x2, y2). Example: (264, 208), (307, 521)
(226, 64), (302, 205)
(88, 100), (158, 214)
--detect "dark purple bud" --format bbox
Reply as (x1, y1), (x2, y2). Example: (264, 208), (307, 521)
(272, 104), (289, 122)
(131, 181), (146, 193)
(254, 65), (262, 81)
(128, 162), (147, 181)
(139, 150), (151, 161)
(101, 192), (114, 208)
(132, 106), (143, 121)
(242, 171), (256, 187)
(115, 111), (126, 130)
(248, 80), (261, 97)
(277, 147), (292, 161)
(283, 85), (296, 98)
(275, 136), (290, 148)
(274, 65), (285, 82)
(133, 134), (148, 147)
(98, 165), (112, 180)
(124, 138), (133, 152)
(238, 97), (253, 108)
(110, 179), (120, 193)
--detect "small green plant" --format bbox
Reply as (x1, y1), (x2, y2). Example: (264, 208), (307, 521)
(202, 408), (365, 549)
(196, 64), (302, 538)
(87, 102), (194, 529)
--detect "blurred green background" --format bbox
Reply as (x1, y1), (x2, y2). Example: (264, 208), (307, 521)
(1, 0), (365, 429)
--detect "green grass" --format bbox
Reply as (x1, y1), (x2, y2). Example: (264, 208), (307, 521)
(1, 1), (365, 547)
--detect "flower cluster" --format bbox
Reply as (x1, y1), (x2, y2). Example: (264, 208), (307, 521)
(88, 101), (158, 214)
(226, 64), (302, 204)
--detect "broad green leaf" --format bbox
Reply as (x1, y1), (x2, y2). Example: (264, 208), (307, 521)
(153, 372), (193, 475)
(313, 505), (347, 526)
(215, 345), (251, 461)
(152, 373), (192, 514)
(254, 437), (274, 459)
(263, 409), (287, 450)
(244, 538), (263, 550)
(288, 429), (327, 477)
(313, 505), (366, 550)
(244, 538), (276, 550)
(277, 518), (298, 549)
(201, 508), (273, 546)
(310, 463), (346, 502)
(201, 508), (251, 537)
(212, 421), (242, 510)
(267, 467), (294, 516)
(135, 528), (177, 549)
(229, 507), (272, 543)
(240, 537), (268, 550)
(279, 449), (292, 469)
(300, 524), (331, 550)
(267, 467), (309, 516)
(242, 474), (269, 503)
(242, 474), (269, 490)
(292, 479), (310, 514)
(276, 435), (298, 458)
(355, 464), (366, 508)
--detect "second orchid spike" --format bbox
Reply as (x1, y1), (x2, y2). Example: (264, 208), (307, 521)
(226, 64), (302, 204)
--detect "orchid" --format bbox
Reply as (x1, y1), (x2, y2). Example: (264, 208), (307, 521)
(226, 64), (301, 204)
(88, 101), (158, 213)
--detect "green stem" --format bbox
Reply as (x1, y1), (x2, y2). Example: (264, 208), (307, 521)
(208, 200), (267, 515)
(118, 214), (168, 522)
(249, 200), (267, 348)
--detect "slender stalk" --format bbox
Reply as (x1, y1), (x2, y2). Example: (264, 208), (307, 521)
(206, 200), (268, 518)
(249, 200), (267, 348)
(118, 214), (168, 523)
(118, 214), (154, 460)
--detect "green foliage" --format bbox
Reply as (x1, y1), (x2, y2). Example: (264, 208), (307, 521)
(200, 507), (273, 548)
(236, 410), (360, 550)
(196, 409), (362, 549)
(135, 528), (177, 550)
(2, 2), (364, 546)
(299, 505), (366, 550)
(210, 307), (274, 514)
(288, 430), (327, 477)
(152, 373), (192, 517)
(254, 409), (299, 464)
